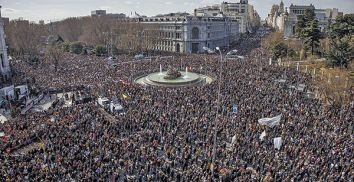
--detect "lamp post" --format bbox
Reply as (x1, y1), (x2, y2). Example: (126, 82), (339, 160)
(202, 46), (240, 179)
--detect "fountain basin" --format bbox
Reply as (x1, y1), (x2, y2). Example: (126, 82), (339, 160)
(135, 71), (213, 87)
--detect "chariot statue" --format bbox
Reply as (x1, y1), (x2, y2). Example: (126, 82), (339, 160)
(164, 66), (182, 80)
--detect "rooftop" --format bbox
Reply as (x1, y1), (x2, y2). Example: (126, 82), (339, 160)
(289, 4), (315, 9)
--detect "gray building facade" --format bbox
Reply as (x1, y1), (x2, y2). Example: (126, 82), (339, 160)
(0, 6), (11, 81)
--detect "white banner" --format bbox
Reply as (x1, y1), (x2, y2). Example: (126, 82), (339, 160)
(231, 135), (237, 144)
(258, 114), (282, 128)
(274, 137), (282, 150)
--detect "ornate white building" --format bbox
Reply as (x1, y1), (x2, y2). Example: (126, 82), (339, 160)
(139, 14), (239, 53)
(0, 6), (11, 82)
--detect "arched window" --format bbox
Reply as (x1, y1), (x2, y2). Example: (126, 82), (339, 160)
(192, 27), (199, 39)
(176, 43), (180, 52)
(0, 54), (4, 68)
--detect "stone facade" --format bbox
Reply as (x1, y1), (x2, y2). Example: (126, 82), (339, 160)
(266, 1), (343, 38)
(139, 15), (239, 53)
(283, 4), (316, 38)
(266, 3), (285, 32)
(315, 8), (342, 31)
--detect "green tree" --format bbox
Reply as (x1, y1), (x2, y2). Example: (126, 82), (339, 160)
(296, 10), (316, 36)
(296, 9), (321, 56)
(328, 14), (354, 39)
(327, 14), (354, 68)
(112, 46), (119, 56)
(61, 41), (71, 52)
(95, 45), (107, 56)
(70, 42), (83, 54)
(46, 43), (63, 72)
(327, 37), (352, 68)
(303, 20), (321, 55)
(288, 49), (299, 60)
(295, 15), (307, 39)
(272, 42), (288, 60)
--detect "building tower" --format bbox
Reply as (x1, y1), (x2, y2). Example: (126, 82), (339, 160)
(280, 0), (285, 14)
(240, 0), (248, 4)
(0, 6), (11, 81)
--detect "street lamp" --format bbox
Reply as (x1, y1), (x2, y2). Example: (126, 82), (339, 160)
(203, 46), (241, 179)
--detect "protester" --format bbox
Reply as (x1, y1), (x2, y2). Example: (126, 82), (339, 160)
(1, 29), (352, 181)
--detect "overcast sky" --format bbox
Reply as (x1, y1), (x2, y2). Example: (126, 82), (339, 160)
(1, 0), (353, 22)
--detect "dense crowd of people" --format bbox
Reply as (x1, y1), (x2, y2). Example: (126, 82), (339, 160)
(1, 29), (352, 181)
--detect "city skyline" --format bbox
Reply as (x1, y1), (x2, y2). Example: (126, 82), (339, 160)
(1, 0), (354, 22)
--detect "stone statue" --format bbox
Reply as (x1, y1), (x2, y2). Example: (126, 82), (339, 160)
(164, 66), (182, 80)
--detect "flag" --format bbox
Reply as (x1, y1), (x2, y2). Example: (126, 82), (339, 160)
(122, 94), (129, 100)
(259, 131), (266, 141)
(274, 137), (282, 150)
(258, 114), (282, 128)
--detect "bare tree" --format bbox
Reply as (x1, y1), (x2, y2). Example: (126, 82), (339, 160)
(55, 17), (85, 41)
(5, 16), (165, 57)
(315, 71), (351, 114)
(79, 16), (113, 45)
(112, 21), (162, 54)
(46, 44), (63, 72)
(5, 20), (48, 60)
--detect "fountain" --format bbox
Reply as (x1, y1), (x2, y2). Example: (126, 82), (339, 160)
(158, 64), (164, 75)
(134, 65), (213, 87)
(164, 67), (182, 80)
(183, 67), (190, 79)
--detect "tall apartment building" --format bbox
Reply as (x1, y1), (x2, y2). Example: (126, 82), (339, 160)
(194, 0), (260, 33)
(91, 10), (107, 17)
(0, 6), (11, 82)
(91, 10), (126, 18)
